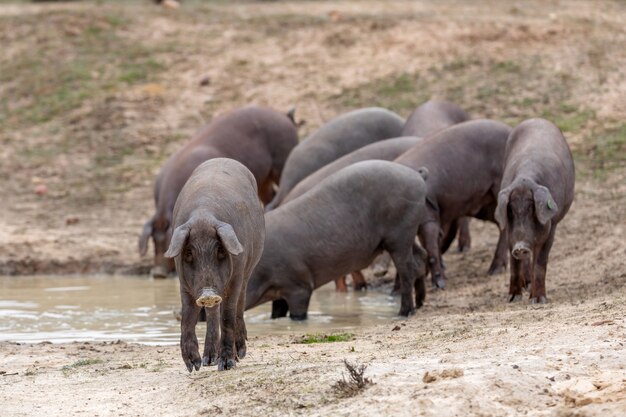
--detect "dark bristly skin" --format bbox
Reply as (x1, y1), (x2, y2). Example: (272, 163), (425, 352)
(246, 160), (429, 319)
(494, 118), (575, 304)
(265, 107), (405, 211)
(402, 99), (473, 253)
(139, 106), (297, 278)
(164, 159), (265, 372)
(281, 136), (422, 292)
(395, 120), (513, 289)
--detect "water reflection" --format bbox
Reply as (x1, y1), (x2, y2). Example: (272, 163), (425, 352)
(0, 275), (399, 345)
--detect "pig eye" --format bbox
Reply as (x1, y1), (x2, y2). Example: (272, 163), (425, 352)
(184, 247), (193, 263)
(216, 243), (226, 260)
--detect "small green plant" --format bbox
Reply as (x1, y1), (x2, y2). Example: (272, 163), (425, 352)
(61, 358), (103, 376)
(297, 333), (354, 344)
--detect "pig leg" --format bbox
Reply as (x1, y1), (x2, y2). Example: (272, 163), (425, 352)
(388, 244), (420, 317)
(351, 271), (367, 291)
(235, 284), (248, 360)
(530, 226), (556, 304)
(271, 299), (289, 318)
(180, 291), (202, 372)
(488, 228), (508, 275)
(285, 288), (312, 321)
(457, 217), (472, 252)
(391, 272), (401, 295)
(258, 177), (276, 205)
(334, 276), (348, 292)
(509, 258), (531, 302)
(440, 220), (457, 255)
(418, 221), (446, 289)
(217, 280), (243, 371)
(202, 307), (220, 366)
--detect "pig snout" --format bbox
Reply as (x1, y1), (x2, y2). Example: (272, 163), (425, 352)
(511, 242), (531, 260)
(196, 288), (222, 308)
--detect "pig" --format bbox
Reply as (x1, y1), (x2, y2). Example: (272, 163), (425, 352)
(245, 160), (430, 319)
(281, 136), (422, 292)
(164, 158), (265, 372)
(139, 106), (297, 278)
(394, 120), (513, 289)
(403, 99), (472, 252)
(494, 118), (575, 303)
(264, 107), (405, 210)
(401, 99), (470, 137)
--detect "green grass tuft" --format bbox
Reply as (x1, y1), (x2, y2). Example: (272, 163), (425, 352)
(298, 333), (354, 344)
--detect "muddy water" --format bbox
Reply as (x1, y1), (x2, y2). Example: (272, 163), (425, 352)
(0, 275), (400, 345)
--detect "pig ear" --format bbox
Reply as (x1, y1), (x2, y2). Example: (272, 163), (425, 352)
(417, 166), (429, 181)
(216, 222), (244, 256)
(533, 185), (558, 225)
(138, 218), (153, 256)
(495, 187), (511, 231)
(286, 107), (296, 124)
(164, 223), (190, 258)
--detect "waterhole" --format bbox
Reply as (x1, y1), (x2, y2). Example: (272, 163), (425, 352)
(0, 275), (401, 345)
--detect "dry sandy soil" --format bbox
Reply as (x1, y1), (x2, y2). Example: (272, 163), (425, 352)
(0, 0), (625, 416)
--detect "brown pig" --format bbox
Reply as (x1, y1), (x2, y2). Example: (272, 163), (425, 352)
(494, 118), (575, 303)
(139, 106), (297, 278)
(164, 158), (265, 372)
(395, 120), (513, 289)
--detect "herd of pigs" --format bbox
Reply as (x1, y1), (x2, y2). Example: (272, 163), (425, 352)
(137, 101), (575, 371)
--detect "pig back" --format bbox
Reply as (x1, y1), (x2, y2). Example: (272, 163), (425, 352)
(395, 120), (512, 222)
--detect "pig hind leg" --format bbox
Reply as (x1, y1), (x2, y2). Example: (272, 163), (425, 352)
(334, 276), (349, 292)
(457, 217), (472, 252)
(530, 226), (556, 304)
(387, 240), (420, 316)
(351, 271), (367, 291)
(271, 299), (289, 318)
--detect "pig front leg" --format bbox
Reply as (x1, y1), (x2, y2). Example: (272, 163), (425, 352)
(488, 228), (508, 275)
(217, 295), (239, 371)
(202, 307), (220, 366)
(530, 226), (556, 304)
(180, 292), (202, 372)
(457, 217), (472, 252)
(509, 258), (531, 302)
(351, 271), (367, 291)
(334, 276), (349, 292)
(285, 288), (312, 321)
(235, 284), (248, 360)
(419, 221), (446, 289)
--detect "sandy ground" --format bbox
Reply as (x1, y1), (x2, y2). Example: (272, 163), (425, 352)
(0, 0), (625, 416)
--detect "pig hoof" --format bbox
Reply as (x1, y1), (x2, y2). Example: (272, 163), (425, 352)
(217, 357), (237, 371)
(151, 266), (168, 279)
(289, 312), (308, 321)
(184, 357), (201, 373)
(488, 264), (505, 275)
(508, 294), (523, 303)
(237, 346), (246, 360)
(399, 307), (416, 317)
(354, 283), (368, 291)
(202, 355), (217, 367)
(530, 296), (548, 305)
